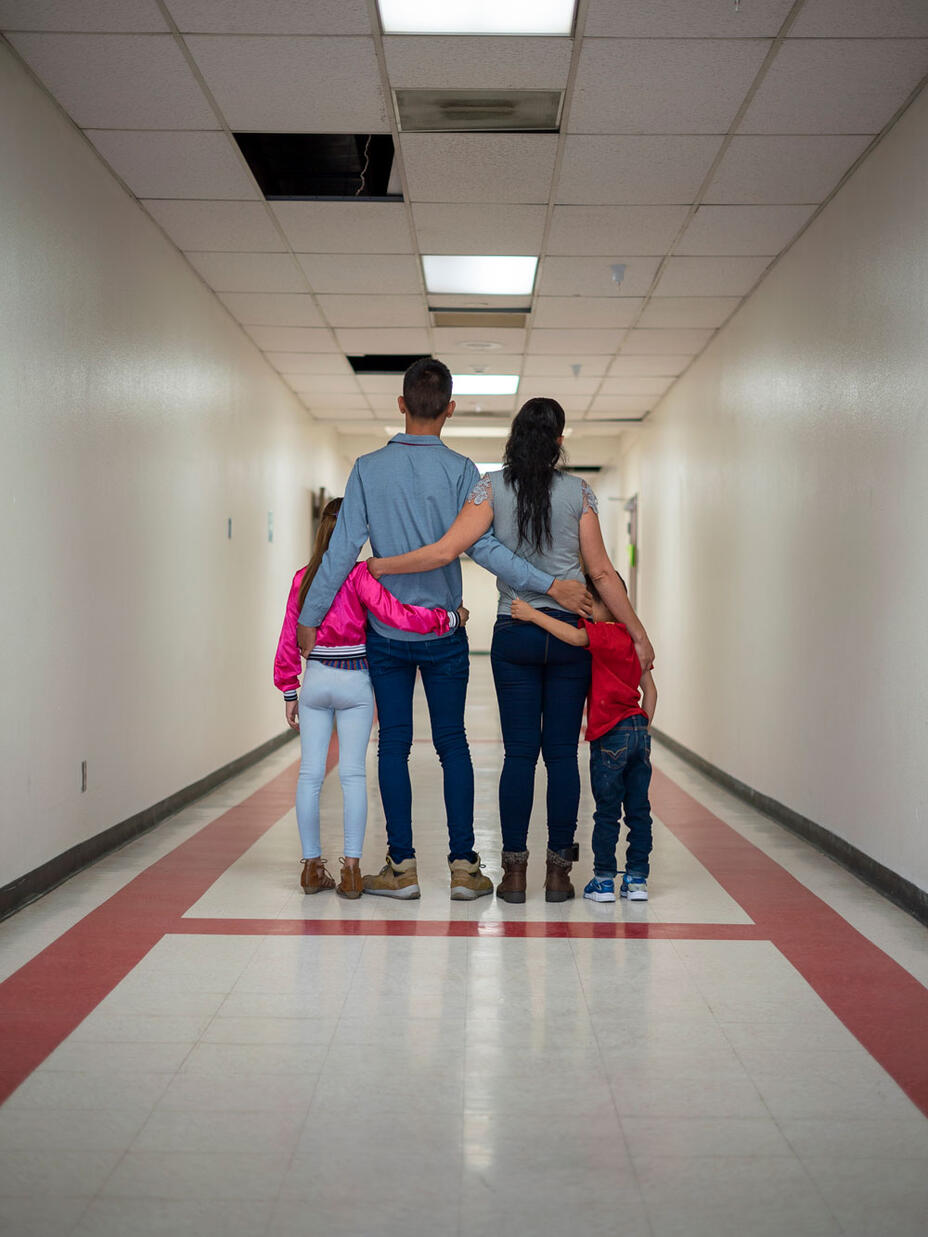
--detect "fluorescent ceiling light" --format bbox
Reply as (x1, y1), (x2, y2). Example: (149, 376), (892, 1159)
(451, 374), (519, 395)
(422, 255), (538, 296)
(378, 1), (575, 36)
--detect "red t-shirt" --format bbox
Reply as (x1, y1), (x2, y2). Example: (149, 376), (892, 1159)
(581, 619), (648, 742)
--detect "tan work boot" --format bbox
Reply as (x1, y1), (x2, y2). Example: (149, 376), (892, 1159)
(449, 855), (493, 900)
(336, 858), (363, 900)
(544, 847), (575, 903)
(362, 855), (421, 899)
(496, 850), (529, 904)
(301, 857), (335, 895)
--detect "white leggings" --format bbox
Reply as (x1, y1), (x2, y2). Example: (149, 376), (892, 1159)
(297, 662), (375, 859)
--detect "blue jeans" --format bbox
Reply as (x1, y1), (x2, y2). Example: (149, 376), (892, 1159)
(297, 663), (374, 859)
(589, 715), (653, 878)
(366, 627), (475, 863)
(490, 612), (591, 853)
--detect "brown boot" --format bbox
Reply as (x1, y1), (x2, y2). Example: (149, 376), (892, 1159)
(496, 850), (529, 904)
(544, 847), (575, 903)
(301, 857), (335, 895)
(336, 858), (363, 900)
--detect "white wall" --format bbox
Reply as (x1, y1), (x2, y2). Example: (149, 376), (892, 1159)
(0, 44), (350, 887)
(617, 86), (928, 894)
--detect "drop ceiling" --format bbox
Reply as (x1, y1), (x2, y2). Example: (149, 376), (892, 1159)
(2, 0), (927, 431)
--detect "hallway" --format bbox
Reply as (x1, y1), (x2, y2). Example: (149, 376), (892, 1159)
(1, 662), (926, 1237)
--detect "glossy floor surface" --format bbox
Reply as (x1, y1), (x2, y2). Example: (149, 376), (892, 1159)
(1, 663), (926, 1237)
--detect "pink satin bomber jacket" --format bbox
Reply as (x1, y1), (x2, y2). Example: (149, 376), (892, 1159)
(273, 562), (455, 694)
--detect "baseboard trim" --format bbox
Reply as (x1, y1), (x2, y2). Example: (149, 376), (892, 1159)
(0, 730), (298, 922)
(651, 727), (928, 928)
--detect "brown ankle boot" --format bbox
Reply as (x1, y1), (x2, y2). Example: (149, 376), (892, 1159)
(301, 858), (335, 895)
(544, 847), (575, 903)
(496, 850), (529, 903)
(336, 858), (363, 900)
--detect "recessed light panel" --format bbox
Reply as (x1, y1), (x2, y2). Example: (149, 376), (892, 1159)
(422, 255), (538, 296)
(451, 374), (520, 395)
(378, 0), (576, 35)
(395, 89), (562, 133)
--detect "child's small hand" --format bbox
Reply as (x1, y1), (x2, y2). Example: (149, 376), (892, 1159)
(510, 598), (535, 623)
(457, 605), (469, 626)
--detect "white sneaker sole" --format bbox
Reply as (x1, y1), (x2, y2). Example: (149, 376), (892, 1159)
(621, 890), (648, 901)
(363, 884), (421, 899)
(583, 890), (616, 902)
(450, 885), (492, 900)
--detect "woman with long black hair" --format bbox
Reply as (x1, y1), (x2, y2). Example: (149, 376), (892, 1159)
(368, 398), (653, 902)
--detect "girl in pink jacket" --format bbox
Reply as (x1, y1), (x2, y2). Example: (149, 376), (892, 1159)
(274, 498), (463, 899)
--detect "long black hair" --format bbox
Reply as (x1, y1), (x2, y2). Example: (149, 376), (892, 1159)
(503, 397), (566, 551)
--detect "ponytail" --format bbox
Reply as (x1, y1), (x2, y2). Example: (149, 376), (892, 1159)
(297, 497), (343, 612)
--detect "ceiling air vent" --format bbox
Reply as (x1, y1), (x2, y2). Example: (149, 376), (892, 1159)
(395, 89), (562, 133)
(234, 133), (401, 200)
(430, 308), (530, 329)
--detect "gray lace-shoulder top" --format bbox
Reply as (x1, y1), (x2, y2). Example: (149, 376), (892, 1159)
(469, 470), (598, 614)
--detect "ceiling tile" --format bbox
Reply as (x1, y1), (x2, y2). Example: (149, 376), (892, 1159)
(677, 204), (815, 255)
(654, 255), (773, 296)
(538, 257), (661, 298)
(441, 354), (524, 374)
(356, 374), (406, 394)
(556, 136), (722, 205)
(452, 396), (518, 414)
(517, 376), (601, 395)
(401, 133), (558, 204)
(588, 395), (655, 415)
(317, 294), (428, 328)
(522, 356), (611, 378)
(86, 130), (258, 200)
(517, 392), (590, 414)
(297, 254), (422, 294)
(367, 393), (403, 410)
(167, 1), (372, 34)
(383, 35), (573, 89)
(307, 406), (374, 420)
(621, 328), (714, 354)
(7, 33), (216, 127)
(301, 392), (371, 409)
(273, 202), (414, 254)
(431, 326), (527, 351)
(638, 297), (741, 328)
(528, 328), (626, 355)
(143, 200), (285, 251)
(600, 376), (674, 396)
(584, 0), (794, 37)
(739, 39), (928, 134)
(705, 135), (873, 204)
(791, 1), (928, 38)
(569, 39), (770, 134)
(608, 355), (693, 376)
(532, 298), (642, 328)
(412, 204), (547, 254)
(217, 292), (324, 326)
(282, 374), (362, 394)
(243, 325), (337, 351)
(335, 328), (431, 353)
(264, 352), (353, 374)
(0, 1), (167, 30)
(548, 206), (689, 255)
(185, 35), (389, 131)
(185, 251), (306, 292)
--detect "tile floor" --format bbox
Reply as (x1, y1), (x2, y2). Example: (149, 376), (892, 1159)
(0, 662), (926, 1236)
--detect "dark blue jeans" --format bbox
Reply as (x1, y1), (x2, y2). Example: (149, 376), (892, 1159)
(490, 612), (591, 853)
(589, 715), (653, 878)
(366, 627), (475, 863)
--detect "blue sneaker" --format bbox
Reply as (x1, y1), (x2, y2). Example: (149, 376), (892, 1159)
(583, 875), (616, 903)
(620, 872), (648, 901)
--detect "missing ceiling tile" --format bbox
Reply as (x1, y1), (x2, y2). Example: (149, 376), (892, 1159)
(234, 133), (402, 200)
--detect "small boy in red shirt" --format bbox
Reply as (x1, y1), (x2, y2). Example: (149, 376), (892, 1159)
(511, 578), (657, 902)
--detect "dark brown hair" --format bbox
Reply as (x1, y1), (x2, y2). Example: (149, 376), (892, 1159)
(403, 356), (452, 420)
(297, 497), (343, 612)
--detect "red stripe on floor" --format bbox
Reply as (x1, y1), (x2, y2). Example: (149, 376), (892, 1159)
(0, 741), (335, 1106)
(171, 918), (766, 940)
(649, 766), (928, 1116)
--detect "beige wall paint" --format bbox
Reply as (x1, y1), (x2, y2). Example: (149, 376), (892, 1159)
(617, 86), (928, 893)
(0, 45), (350, 886)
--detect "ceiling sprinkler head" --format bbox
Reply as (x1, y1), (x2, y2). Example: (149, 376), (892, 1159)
(610, 264), (626, 286)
